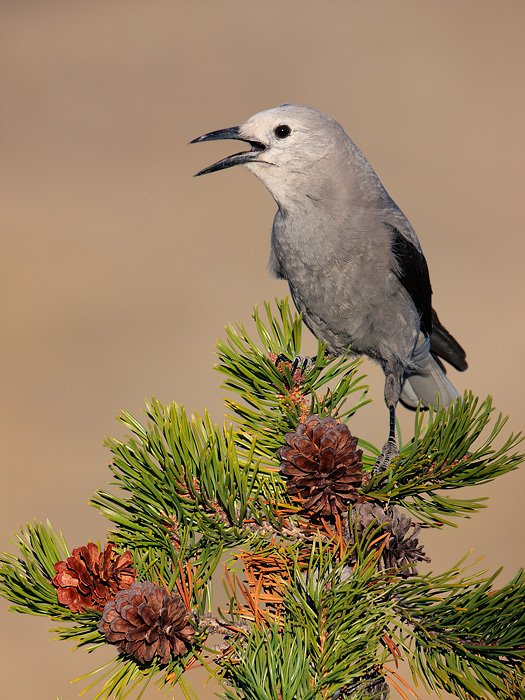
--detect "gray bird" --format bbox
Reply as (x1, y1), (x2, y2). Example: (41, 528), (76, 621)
(191, 105), (467, 470)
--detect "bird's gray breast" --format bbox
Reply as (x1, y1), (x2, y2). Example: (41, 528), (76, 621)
(270, 207), (421, 367)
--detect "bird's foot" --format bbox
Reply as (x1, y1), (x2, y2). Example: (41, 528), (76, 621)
(373, 438), (398, 475)
(291, 354), (315, 375)
(275, 353), (314, 377)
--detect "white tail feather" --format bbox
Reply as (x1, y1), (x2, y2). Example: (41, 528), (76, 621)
(400, 354), (459, 409)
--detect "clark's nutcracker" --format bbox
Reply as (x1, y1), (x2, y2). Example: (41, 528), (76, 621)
(191, 105), (467, 470)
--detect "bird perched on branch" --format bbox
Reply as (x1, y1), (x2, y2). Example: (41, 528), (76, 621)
(191, 104), (467, 471)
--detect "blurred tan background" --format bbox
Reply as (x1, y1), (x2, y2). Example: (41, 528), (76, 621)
(1, 2), (524, 698)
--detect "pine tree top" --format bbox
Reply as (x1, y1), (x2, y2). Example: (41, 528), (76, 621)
(1, 299), (524, 700)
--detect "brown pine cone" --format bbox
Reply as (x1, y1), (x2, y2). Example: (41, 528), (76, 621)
(354, 502), (430, 576)
(277, 415), (363, 516)
(98, 581), (194, 664)
(52, 542), (136, 613)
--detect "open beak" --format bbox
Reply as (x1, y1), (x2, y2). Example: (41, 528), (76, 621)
(190, 126), (266, 176)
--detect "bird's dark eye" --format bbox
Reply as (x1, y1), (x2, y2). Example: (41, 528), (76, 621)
(274, 124), (291, 139)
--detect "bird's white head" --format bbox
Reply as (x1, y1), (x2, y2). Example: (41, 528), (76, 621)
(191, 104), (350, 207)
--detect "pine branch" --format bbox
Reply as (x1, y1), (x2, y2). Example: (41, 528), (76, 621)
(1, 521), (80, 620)
(1, 298), (524, 700)
(216, 298), (370, 466)
(91, 400), (291, 551)
(364, 393), (523, 525)
(391, 565), (525, 698)
(219, 539), (394, 700)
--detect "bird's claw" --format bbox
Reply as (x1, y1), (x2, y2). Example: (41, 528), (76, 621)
(275, 352), (290, 368)
(291, 355), (314, 375)
(373, 438), (398, 475)
(275, 353), (314, 376)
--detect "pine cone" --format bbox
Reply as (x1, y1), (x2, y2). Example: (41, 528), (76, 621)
(354, 502), (430, 576)
(52, 542), (136, 613)
(277, 415), (363, 516)
(98, 581), (194, 664)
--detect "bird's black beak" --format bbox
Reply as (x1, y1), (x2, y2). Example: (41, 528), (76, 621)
(190, 126), (266, 176)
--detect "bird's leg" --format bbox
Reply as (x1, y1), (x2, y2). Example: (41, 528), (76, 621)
(373, 366), (401, 474)
(373, 404), (398, 474)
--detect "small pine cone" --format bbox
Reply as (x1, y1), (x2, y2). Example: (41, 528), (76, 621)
(52, 542), (136, 613)
(98, 581), (194, 664)
(354, 502), (430, 576)
(277, 415), (363, 517)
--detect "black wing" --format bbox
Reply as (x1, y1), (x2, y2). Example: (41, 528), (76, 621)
(386, 223), (433, 336)
(386, 222), (468, 372)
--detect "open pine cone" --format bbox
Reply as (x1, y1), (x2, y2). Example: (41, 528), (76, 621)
(353, 502), (430, 576)
(277, 415), (363, 516)
(98, 580), (194, 664)
(52, 542), (136, 613)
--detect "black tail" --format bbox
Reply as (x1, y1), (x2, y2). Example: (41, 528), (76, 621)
(430, 308), (468, 372)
